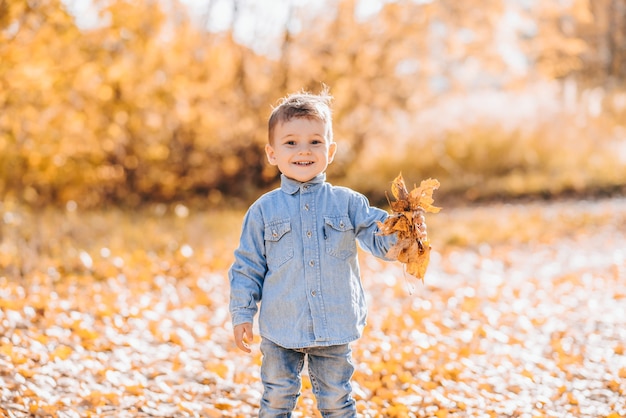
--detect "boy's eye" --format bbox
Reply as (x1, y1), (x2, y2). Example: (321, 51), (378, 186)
(311, 139), (323, 145)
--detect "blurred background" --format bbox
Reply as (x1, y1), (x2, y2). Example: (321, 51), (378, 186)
(1, 0), (625, 209)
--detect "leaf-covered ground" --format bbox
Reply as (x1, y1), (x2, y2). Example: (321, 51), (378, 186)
(1, 199), (625, 417)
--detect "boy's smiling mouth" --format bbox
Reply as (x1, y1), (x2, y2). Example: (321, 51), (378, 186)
(294, 161), (314, 166)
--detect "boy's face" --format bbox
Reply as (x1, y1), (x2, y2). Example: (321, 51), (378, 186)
(265, 117), (337, 183)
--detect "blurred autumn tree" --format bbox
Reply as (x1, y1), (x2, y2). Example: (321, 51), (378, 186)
(1, 0), (276, 207)
(531, 0), (626, 85)
(1, 0), (624, 208)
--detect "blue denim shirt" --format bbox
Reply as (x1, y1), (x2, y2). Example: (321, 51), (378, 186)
(229, 173), (397, 349)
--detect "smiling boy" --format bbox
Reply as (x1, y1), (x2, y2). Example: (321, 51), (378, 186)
(228, 88), (398, 417)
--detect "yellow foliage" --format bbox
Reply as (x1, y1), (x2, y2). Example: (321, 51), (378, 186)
(2, 0), (623, 207)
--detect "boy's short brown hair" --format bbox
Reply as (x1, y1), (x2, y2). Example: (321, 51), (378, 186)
(268, 87), (334, 145)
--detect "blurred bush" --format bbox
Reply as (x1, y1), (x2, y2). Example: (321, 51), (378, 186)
(347, 88), (626, 204)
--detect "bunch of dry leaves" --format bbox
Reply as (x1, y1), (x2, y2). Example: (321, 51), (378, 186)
(378, 174), (441, 281)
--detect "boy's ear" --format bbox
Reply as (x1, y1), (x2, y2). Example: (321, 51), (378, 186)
(265, 144), (278, 166)
(328, 142), (337, 164)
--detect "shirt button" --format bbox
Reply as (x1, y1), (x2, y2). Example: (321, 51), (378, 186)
(311, 290), (316, 296)
(272, 230), (277, 237)
(307, 231), (312, 238)
(304, 204), (309, 211)
(309, 260), (314, 267)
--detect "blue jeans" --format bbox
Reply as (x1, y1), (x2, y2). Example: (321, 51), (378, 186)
(259, 338), (357, 417)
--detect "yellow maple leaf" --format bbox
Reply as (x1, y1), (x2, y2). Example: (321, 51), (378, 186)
(409, 178), (442, 213)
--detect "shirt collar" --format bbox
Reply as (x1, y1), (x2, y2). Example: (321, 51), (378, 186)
(280, 173), (326, 195)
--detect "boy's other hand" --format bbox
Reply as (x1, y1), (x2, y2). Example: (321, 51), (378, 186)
(413, 209), (428, 240)
(234, 323), (254, 353)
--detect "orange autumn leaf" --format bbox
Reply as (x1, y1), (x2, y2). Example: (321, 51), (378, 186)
(378, 173), (441, 282)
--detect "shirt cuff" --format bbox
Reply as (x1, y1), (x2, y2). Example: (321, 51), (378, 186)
(231, 308), (256, 327)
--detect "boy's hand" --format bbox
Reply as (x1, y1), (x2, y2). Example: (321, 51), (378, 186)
(234, 323), (254, 353)
(413, 209), (428, 240)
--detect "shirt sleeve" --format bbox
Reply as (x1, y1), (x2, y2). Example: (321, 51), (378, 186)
(228, 205), (267, 327)
(351, 192), (398, 260)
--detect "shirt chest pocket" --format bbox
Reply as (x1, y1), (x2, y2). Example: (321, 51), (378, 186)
(264, 220), (294, 268)
(324, 215), (356, 260)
